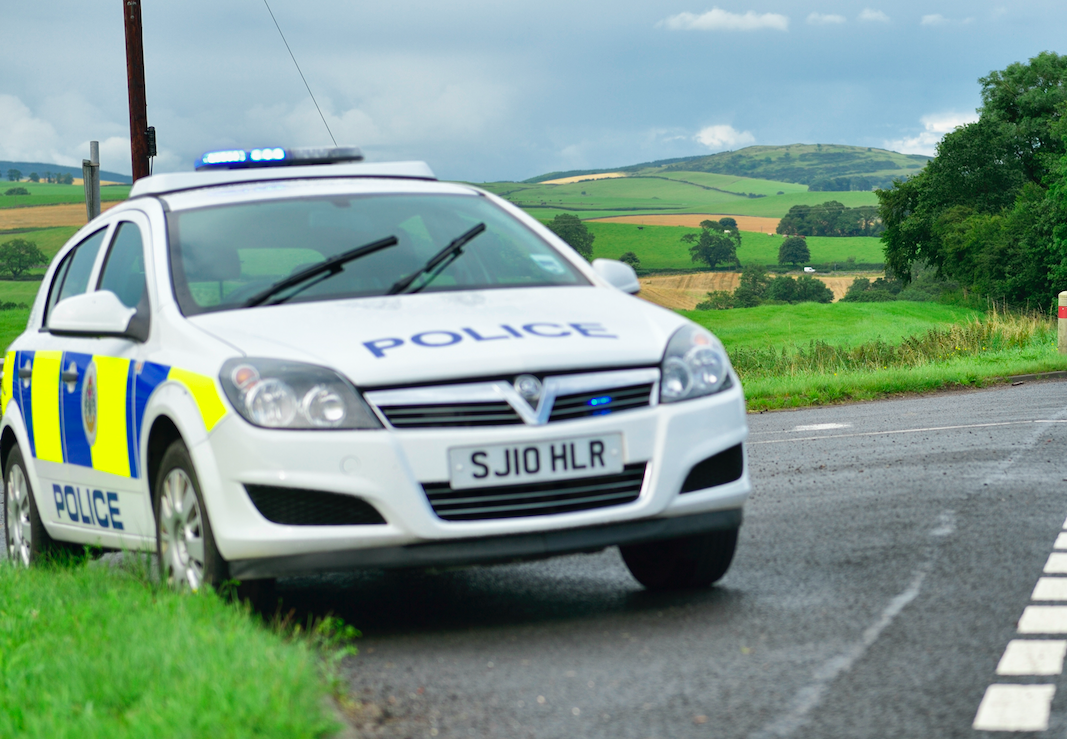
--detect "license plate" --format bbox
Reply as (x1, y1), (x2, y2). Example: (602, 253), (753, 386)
(448, 433), (624, 490)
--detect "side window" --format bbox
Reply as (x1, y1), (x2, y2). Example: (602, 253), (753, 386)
(45, 228), (107, 321)
(98, 222), (147, 309)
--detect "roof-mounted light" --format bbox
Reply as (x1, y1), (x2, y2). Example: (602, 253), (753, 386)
(195, 146), (364, 171)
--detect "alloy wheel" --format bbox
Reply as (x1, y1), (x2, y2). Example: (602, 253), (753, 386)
(5, 463), (31, 566)
(158, 467), (206, 591)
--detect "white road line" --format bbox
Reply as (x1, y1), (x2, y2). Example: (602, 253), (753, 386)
(1044, 553), (1067, 574)
(1032, 578), (1067, 601)
(1018, 606), (1067, 634)
(747, 521), (951, 739)
(1055, 533), (1067, 550)
(973, 685), (1055, 732)
(996, 640), (1067, 675)
(749, 420), (1066, 445)
(792, 423), (851, 432)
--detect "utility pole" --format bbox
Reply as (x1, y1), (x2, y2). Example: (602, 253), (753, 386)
(123, 0), (150, 182)
(82, 141), (101, 221)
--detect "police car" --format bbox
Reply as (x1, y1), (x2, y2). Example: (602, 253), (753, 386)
(1, 146), (750, 598)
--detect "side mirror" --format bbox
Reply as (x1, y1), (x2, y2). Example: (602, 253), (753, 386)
(592, 258), (640, 295)
(47, 291), (144, 341)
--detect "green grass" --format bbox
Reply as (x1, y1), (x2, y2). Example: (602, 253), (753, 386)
(480, 174), (879, 219)
(685, 302), (1064, 410)
(685, 302), (981, 350)
(0, 226), (79, 260)
(0, 560), (336, 739)
(0, 183), (130, 209)
(585, 222), (883, 269)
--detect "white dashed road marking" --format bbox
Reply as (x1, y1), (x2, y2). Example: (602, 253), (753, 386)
(973, 685), (1056, 732)
(1018, 606), (1067, 634)
(792, 423), (851, 432)
(1044, 553), (1067, 574)
(1032, 578), (1067, 601)
(973, 518), (1067, 730)
(996, 641), (1067, 676)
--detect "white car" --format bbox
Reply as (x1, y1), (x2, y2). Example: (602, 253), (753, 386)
(1, 147), (750, 599)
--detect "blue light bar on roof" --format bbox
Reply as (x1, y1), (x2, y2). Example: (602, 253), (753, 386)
(195, 146), (363, 171)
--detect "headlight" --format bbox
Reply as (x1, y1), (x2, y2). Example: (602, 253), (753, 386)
(659, 325), (732, 403)
(220, 358), (381, 430)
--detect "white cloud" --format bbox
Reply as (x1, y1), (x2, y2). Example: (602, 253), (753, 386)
(695, 124), (756, 151)
(659, 8), (789, 32)
(807, 13), (846, 25)
(0, 94), (78, 167)
(884, 111), (980, 156)
(858, 9), (890, 23)
(921, 14), (974, 26)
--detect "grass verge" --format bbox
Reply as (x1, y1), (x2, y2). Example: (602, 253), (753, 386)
(0, 557), (340, 739)
(717, 307), (1066, 411)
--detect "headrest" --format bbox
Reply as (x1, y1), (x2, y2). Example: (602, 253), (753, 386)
(183, 246), (241, 282)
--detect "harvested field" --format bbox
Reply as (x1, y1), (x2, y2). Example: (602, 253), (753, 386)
(590, 213), (781, 233)
(541, 172), (627, 185)
(638, 272), (868, 311)
(0, 202), (120, 230)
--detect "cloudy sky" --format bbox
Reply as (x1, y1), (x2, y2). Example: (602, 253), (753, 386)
(1, 1), (1064, 182)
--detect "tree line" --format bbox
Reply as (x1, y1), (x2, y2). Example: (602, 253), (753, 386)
(777, 201), (884, 237)
(879, 51), (1067, 310)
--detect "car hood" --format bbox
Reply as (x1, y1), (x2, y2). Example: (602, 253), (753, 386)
(188, 286), (688, 387)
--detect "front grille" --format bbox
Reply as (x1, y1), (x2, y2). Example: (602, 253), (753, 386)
(422, 463), (647, 521)
(245, 485), (386, 526)
(379, 401), (523, 428)
(548, 384), (653, 423)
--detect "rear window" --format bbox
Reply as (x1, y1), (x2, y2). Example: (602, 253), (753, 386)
(166, 193), (587, 315)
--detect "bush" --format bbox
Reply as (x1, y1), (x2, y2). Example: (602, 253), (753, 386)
(620, 251), (640, 269)
(546, 214), (594, 259)
(4, 187), (29, 196)
(695, 290), (735, 310)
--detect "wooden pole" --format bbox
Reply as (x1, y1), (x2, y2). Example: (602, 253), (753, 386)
(123, 0), (150, 182)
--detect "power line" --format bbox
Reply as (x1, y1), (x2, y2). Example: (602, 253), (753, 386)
(262, 0), (337, 146)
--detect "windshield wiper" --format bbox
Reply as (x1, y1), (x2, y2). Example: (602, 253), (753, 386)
(387, 223), (486, 295)
(243, 235), (398, 307)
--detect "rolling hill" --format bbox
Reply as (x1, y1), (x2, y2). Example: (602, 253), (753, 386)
(523, 144), (928, 192)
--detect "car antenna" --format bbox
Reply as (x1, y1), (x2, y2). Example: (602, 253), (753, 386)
(261, 0), (337, 146)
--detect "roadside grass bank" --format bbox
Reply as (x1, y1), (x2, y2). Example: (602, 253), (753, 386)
(690, 305), (1063, 411)
(0, 557), (341, 739)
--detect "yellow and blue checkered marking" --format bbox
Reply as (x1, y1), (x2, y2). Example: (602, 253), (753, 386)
(7, 351), (226, 479)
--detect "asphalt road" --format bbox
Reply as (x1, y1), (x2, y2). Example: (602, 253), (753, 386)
(274, 380), (1067, 738)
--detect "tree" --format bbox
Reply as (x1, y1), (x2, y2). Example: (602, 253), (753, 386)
(546, 214), (594, 259)
(718, 217), (738, 232)
(732, 263), (770, 307)
(682, 219), (740, 270)
(6, 169), (20, 182)
(0, 239), (47, 279)
(28, 173), (38, 183)
(619, 251), (640, 269)
(778, 236), (810, 266)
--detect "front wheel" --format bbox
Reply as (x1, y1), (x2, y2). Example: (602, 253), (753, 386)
(4, 445), (77, 565)
(620, 528), (739, 590)
(155, 440), (227, 591)
(154, 439), (276, 612)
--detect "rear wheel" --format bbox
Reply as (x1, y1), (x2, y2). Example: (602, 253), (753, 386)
(620, 528), (739, 590)
(154, 439), (276, 611)
(4, 445), (77, 565)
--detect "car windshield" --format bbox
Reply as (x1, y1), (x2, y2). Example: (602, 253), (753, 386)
(166, 192), (588, 315)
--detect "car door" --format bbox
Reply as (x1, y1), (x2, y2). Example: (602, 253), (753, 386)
(14, 213), (158, 540)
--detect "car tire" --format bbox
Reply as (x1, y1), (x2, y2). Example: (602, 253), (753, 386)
(154, 439), (228, 592)
(4, 445), (78, 565)
(154, 439), (277, 611)
(620, 528), (739, 590)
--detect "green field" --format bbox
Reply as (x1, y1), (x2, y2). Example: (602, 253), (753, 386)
(683, 302), (981, 351)
(585, 222), (883, 269)
(0, 226), (79, 259)
(0, 182), (131, 209)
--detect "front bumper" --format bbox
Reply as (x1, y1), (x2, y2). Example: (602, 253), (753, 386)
(194, 378), (750, 565)
(229, 507), (742, 579)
